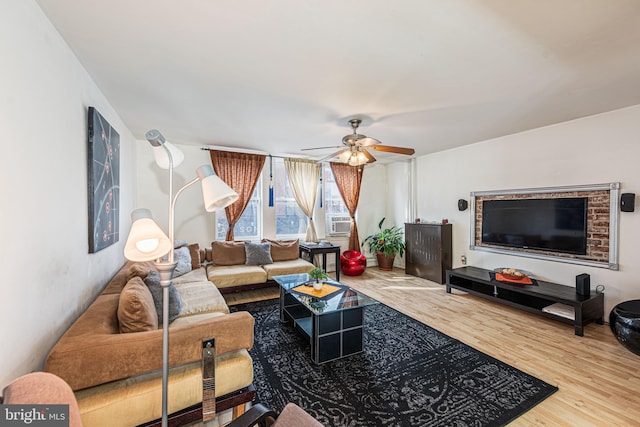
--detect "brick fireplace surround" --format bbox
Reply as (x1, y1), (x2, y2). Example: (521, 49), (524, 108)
(471, 183), (619, 268)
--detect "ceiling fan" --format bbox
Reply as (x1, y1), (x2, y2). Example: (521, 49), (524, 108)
(303, 119), (415, 166)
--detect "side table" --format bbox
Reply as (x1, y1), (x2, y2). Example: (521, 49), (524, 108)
(299, 242), (341, 281)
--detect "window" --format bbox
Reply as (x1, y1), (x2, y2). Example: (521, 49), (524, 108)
(215, 180), (262, 240)
(274, 159), (308, 237)
(323, 164), (350, 236)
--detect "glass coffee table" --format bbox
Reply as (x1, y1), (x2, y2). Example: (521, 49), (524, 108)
(274, 273), (378, 364)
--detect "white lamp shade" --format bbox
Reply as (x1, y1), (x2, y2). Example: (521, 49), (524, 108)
(196, 165), (239, 212)
(348, 151), (368, 166)
(124, 209), (172, 261)
(340, 149), (368, 166)
(152, 142), (184, 169)
(338, 150), (352, 163)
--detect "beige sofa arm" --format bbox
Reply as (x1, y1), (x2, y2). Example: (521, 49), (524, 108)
(46, 311), (254, 391)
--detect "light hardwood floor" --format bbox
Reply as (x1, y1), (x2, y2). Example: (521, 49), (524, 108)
(226, 268), (640, 426)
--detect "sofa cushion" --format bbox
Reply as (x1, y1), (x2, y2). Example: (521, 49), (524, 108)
(173, 280), (229, 316)
(212, 241), (246, 266)
(265, 239), (300, 261)
(262, 258), (316, 280)
(245, 241), (273, 266)
(188, 243), (201, 269)
(144, 271), (183, 324)
(171, 311), (225, 326)
(170, 267), (208, 285)
(102, 261), (154, 295)
(74, 350), (253, 427)
(207, 265), (267, 289)
(127, 263), (152, 281)
(117, 277), (158, 333)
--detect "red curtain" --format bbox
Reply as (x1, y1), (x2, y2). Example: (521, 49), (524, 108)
(329, 163), (364, 251)
(209, 150), (266, 240)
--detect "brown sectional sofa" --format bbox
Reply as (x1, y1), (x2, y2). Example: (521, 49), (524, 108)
(44, 239), (315, 426)
(205, 239), (315, 293)
(45, 257), (255, 427)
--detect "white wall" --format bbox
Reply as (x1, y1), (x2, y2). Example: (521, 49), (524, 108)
(404, 105), (640, 314)
(0, 0), (136, 388)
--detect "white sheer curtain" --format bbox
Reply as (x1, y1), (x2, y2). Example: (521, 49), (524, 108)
(284, 158), (320, 242)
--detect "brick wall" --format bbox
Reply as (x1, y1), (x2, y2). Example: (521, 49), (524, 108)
(475, 190), (610, 263)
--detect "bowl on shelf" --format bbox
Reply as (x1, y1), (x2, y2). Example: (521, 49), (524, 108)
(494, 268), (532, 280)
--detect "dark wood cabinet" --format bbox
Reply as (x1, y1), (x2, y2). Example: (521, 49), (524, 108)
(405, 223), (452, 284)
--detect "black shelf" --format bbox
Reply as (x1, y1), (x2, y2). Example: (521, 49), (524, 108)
(446, 266), (604, 336)
(282, 304), (312, 340)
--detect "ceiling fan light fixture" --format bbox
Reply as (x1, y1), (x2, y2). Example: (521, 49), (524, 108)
(347, 151), (368, 166)
(338, 150), (352, 163)
(305, 117), (414, 164)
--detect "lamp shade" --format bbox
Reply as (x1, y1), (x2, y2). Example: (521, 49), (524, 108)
(348, 151), (368, 166)
(196, 165), (239, 212)
(338, 150), (352, 164)
(339, 149), (368, 166)
(124, 208), (172, 261)
(145, 129), (184, 169)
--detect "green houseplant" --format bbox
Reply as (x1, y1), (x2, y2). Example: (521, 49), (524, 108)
(362, 217), (406, 271)
(308, 267), (328, 282)
(307, 267), (329, 290)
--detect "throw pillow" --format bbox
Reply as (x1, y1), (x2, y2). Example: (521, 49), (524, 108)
(144, 270), (183, 324)
(127, 263), (152, 281)
(117, 276), (158, 333)
(172, 246), (192, 278)
(188, 243), (201, 269)
(245, 241), (273, 266)
(266, 239), (300, 261)
(174, 240), (189, 249)
(211, 241), (246, 265)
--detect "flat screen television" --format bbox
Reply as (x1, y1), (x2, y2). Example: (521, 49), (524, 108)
(481, 197), (588, 255)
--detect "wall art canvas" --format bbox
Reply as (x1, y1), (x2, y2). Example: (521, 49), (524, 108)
(87, 106), (120, 253)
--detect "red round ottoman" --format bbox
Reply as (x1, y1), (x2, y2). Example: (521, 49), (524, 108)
(341, 250), (367, 276)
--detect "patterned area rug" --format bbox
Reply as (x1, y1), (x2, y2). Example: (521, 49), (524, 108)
(231, 299), (557, 426)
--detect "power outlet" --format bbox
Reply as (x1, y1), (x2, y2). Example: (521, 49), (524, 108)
(460, 255), (467, 265)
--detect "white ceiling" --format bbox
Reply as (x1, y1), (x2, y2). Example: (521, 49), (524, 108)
(36, 0), (640, 163)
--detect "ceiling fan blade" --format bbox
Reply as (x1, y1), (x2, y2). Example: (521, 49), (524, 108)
(301, 145), (343, 151)
(361, 148), (377, 163)
(358, 137), (382, 146)
(368, 145), (415, 155)
(318, 150), (347, 162)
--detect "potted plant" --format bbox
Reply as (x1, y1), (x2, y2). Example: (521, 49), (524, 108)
(308, 267), (328, 290)
(362, 217), (406, 271)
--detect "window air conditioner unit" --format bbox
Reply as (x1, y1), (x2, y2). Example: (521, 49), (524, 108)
(329, 215), (351, 234)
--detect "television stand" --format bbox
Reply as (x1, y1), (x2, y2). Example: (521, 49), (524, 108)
(446, 266), (604, 336)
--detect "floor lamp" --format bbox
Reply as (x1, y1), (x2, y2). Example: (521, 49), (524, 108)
(124, 130), (238, 427)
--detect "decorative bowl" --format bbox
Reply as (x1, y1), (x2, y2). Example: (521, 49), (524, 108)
(494, 268), (532, 280)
